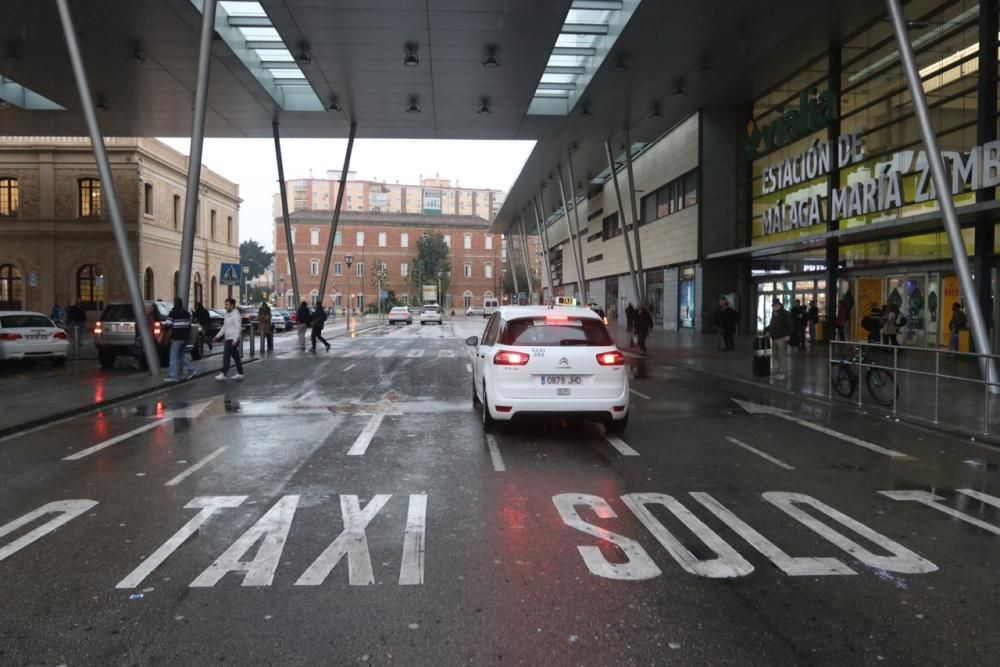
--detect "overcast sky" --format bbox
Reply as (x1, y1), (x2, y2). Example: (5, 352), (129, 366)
(158, 138), (535, 251)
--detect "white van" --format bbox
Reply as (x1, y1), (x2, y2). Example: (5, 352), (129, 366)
(483, 298), (499, 317)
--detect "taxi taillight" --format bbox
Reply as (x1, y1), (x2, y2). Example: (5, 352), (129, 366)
(53, 331), (67, 340)
(596, 351), (625, 366)
(153, 321), (162, 337)
(93, 323), (103, 336)
(494, 350), (530, 366)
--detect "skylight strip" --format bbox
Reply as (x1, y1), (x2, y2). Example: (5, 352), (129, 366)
(561, 23), (609, 35)
(246, 40), (285, 49)
(228, 15), (271, 27)
(572, 0), (623, 9)
(0, 75), (65, 110)
(552, 47), (596, 56)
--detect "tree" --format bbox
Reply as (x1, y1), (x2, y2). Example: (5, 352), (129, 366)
(502, 265), (533, 296)
(409, 232), (451, 303)
(239, 239), (274, 281)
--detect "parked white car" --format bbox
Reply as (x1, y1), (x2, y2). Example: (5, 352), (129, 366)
(0, 311), (70, 364)
(420, 305), (443, 325)
(467, 306), (629, 432)
(388, 306), (413, 325)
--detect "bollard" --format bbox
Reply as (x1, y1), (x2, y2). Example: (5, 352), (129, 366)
(249, 322), (256, 359)
(933, 349), (940, 424)
(892, 346), (898, 416)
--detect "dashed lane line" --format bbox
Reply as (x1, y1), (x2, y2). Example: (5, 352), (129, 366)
(466, 363), (472, 373)
(486, 434), (506, 471)
(348, 412), (385, 456)
(724, 436), (795, 470)
(343, 363), (357, 371)
(63, 420), (165, 461)
(164, 447), (229, 486)
(630, 388), (652, 400)
(602, 431), (640, 456)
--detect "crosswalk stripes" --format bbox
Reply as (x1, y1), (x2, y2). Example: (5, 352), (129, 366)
(407, 349), (424, 358)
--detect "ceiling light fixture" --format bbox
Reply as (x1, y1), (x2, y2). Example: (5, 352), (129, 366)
(580, 104), (592, 116)
(328, 95), (342, 111)
(96, 98), (110, 111)
(477, 97), (493, 115)
(129, 41), (145, 64)
(650, 103), (662, 118)
(482, 45), (501, 68)
(615, 53), (628, 71)
(406, 97), (421, 113)
(672, 79), (686, 96)
(404, 42), (419, 67)
(296, 42), (312, 63)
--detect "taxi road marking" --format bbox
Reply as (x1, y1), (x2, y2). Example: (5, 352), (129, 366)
(486, 434), (506, 471)
(724, 436), (795, 470)
(164, 447), (228, 486)
(0, 500), (98, 563)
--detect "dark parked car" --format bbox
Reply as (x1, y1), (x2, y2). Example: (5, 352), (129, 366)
(94, 301), (205, 369)
(203, 308), (226, 339)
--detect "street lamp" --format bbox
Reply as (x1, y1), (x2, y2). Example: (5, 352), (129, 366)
(344, 254), (354, 316)
(241, 265), (250, 305)
(374, 262), (388, 321)
(279, 275), (285, 308)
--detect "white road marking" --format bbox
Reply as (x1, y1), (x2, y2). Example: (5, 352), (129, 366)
(345, 349), (365, 357)
(376, 348), (394, 357)
(348, 412), (385, 456)
(190, 495), (301, 587)
(731, 399), (909, 459)
(407, 349), (424, 358)
(438, 349), (455, 358)
(486, 434), (506, 471)
(0, 500), (98, 564)
(763, 492), (937, 574)
(879, 489), (1000, 536)
(602, 431), (640, 456)
(621, 493), (754, 578)
(690, 492), (854, 576)
(630, 388), (652, 400)
(296, 495), (392, 586)
(398, 494), (427, 586)
(465, 363), (473, 373)
(164, 447), (228, 486)
(117, 496), (246, 589)
(724, 436), (795, 470)
(343, 363), (356, 371)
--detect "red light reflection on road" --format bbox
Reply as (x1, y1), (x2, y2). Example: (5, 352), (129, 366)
(93, 378), (105, 404)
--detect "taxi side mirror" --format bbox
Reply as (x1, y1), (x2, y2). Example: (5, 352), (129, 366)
(465, 335), (479, 347)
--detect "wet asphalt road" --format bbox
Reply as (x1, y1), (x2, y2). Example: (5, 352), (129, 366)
(2, 319), (1000, 666)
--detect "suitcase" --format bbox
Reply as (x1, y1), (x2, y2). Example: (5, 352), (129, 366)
(752, 335), (771, 377)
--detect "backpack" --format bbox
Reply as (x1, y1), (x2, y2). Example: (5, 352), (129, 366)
(897, 314), (908, 327)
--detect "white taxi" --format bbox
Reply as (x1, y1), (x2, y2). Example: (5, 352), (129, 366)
(0, 311), (70, 364)
(467, 306), (629, 432)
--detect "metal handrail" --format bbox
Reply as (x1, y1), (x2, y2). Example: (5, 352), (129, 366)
(829, 339), (1000, 435)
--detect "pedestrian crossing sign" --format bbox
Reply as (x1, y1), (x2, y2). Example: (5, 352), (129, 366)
(220, 263), (242, 286)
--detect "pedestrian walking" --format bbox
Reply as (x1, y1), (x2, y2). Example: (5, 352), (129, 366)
(296, 301), (312, 350)
(807, 300), (819, 345)
(164, 297), (196, 382)
(311, 300), (331, 352)
(258, 301), (274, 352)
(193, 301), (213, 351)
(625, 302), (636, 335)
(67, 299), (87, 353)
(50, 302), (64, 326)
(790, 299), (807, 350)
(713, 298), (738, 351)
(214, 298), (244, 381)
(634, 302), (654, 354)
(765, 299), (793, 379)
(949, 302), (967, 352)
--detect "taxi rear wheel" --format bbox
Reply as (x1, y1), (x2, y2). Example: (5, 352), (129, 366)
(481, 383), (496, 432)
(606, 414), (628, 434)
(472, 377), (481, 408)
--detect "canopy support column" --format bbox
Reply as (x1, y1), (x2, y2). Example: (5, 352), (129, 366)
(318, 122), (357, 300)
(605, 140), (641, 308)
(272, 121), (301, 309)
(556, 166), (586, 303)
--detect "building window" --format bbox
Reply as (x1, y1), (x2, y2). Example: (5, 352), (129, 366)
(400, 262), (409, 278)
(485, 235), (493, 250)
(79, 178), (101, 217)
(173, 195), (180, 229)
(210, 210), (217, 240)
(334, 231), (342, 246)
(379, 261), (389, 276)
(485, 262), (493, 279)
(193, 273), (203, 304)
(144, 267), (154, 300)
(464, 263), (472, 278)
(378, 232), (387, 247)
(0, 264), (23, 309)
(463, 291), (473, 308)
(444, 234), (451, 247)
(640, 169), (699, 225)
(227, 216), (233, 242)
(0, 178), (18, 216)
(310, 260), (319, 276)
(356, 231), (365, 246)
(290, 228), (296, 244)
(401, 294), (409, 305)
(334, 262), (342, 276)
(587, 254), (603, 264)
(311, 228), (320, 245)
(356, 294), (365, 310)
(77, 264), (103, 310)
(401, 232), (409, 248)
(310, 290), (319, 306)
(464, 233), (472, 249)
(144, 183), (153, 215)
(601, 212), (621, 240)
(356, 262), (364, 277)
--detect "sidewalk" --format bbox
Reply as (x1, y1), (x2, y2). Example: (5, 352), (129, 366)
(612, 324), (1000, 440)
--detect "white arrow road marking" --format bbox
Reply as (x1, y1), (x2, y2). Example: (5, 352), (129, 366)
(117, 496), (246, 589)
(630, 389), (652, 400)
(164, 447), (228, 486)
(347, 392), (401, 456)
(725, 436), (795, 470)
(879, 489), (1000, 535)
(407, 349), (424, 358)
(63, 399), (215, 461)
(486, 434), (506, 471)
(0, 500), (98, 564)
(438, 349), (455, 358)
(731, 399), (910, 459)
(398, 494), (427, 585)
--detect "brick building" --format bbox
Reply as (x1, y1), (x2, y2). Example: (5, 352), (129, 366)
(0, 137), (240, 320)
(274, 210), (508, 311)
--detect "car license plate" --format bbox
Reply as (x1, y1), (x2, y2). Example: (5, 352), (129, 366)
(540, 375), (582, 385)
(26, 334), (45, 340)
(557, 388), (571, 396)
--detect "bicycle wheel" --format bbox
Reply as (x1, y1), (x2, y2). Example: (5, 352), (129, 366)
(831, 364), (857, 398)
(866, 368), (896, 407)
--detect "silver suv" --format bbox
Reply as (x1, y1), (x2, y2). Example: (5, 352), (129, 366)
(94, 301), (204, 368)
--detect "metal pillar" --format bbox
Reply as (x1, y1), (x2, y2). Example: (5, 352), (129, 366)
(622, 127), (646, 300)
(565, 151), (589, 305)
(318, 122), (357, 298)
(272, 121), (301, 309)
(605, 140), (641, 306)
(517, 214), (535, 302)
(975, 0), (998, 338)
(56, 0), (160, 374)
(824, 40), (842, 342)
(532, 194), (555, 300)
(177, 0), (217, 309)
(507, 233), (520, 302)
(556, 166), (586, 303)
(887, 0), (999, 388)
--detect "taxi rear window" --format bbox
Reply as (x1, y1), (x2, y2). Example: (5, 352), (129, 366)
(500, 317), (612, 347)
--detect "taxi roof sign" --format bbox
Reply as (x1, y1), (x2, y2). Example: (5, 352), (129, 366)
(553, 296), (578, 307)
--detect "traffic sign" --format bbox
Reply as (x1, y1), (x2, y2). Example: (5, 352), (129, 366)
(28, 271), (38, 288)
(220, 263), (242, 286)
(380, 290), (388, 300)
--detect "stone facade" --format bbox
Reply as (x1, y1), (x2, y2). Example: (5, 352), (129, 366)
(0, 137), (240, 321)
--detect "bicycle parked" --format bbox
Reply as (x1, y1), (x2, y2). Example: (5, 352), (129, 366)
(831, 345), (897, 407)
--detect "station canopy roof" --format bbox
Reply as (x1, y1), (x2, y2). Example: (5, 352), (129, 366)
(2, 0), (883, 232)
